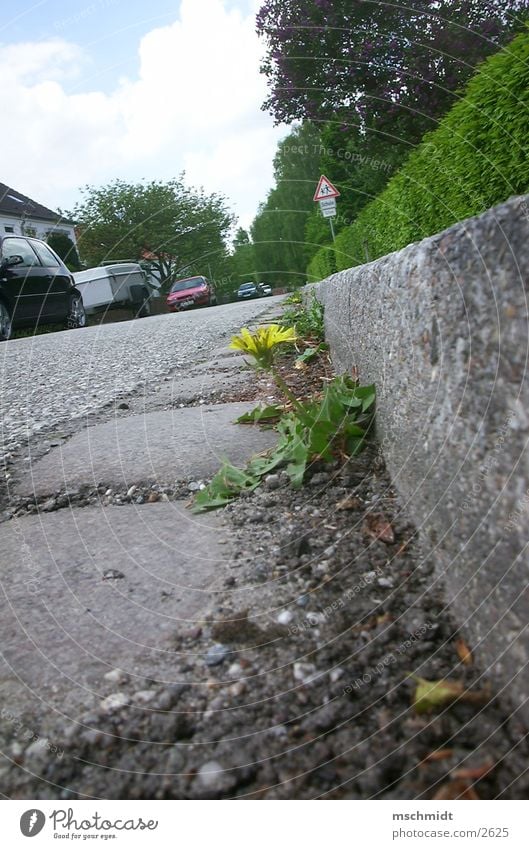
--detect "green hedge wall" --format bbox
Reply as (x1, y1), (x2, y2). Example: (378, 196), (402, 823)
(306, 243), (337, 281)
(309, 29), (529, 276)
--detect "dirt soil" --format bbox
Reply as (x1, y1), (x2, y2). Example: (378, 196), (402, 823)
(1, 350), (528, 800)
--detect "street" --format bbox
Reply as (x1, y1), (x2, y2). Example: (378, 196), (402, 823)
(0, 298), (284, 460)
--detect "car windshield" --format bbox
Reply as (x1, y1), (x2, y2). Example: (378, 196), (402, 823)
(170, 278), (204, 293)
(239, 283), (255, 290)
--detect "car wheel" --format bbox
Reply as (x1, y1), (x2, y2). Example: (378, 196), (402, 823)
(66, 294), (87, 329)
(0, 301), (12, 341)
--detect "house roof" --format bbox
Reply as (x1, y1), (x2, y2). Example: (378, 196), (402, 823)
(0, 182), (73, 224)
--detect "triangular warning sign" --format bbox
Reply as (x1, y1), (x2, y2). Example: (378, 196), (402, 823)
(313, 175), (340, 201)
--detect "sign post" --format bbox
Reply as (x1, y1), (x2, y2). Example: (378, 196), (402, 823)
(313, 175), (340, 242)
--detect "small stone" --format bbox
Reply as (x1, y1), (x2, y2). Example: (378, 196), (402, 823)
(41, 497), (57, 512)
(377, 577), (394, 588)
(309, 472), (330, 487)
(105, 488), (112, 496)
(100, 692), (129, 712)
(103, 668), (129, 685)
(118, 402), (130, 410)
(293, 662), (318, 685)
(147, 492), (160, 503)
(24, 739), (49, 765)
(126, 485), (137, 498)
(224, 576), (236, 588)
(196, 760), (226, 788)
(133, 690), (156, 704)
(263, 474), (281, 491)
(205, 644), (230, 667)
(296, 595), (310, 608)
(229, 681), (246, 697)
(187, 481), (201, 492)
(102, 569), (125, 580)
(330, 667), (345, 683)
(277, 610), (294, 626)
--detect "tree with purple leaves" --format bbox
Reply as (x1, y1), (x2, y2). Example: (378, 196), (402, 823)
(257, 0), (528, 142)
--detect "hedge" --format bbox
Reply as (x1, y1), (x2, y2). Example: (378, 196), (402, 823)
(308, 28), (529, 277)
(306, 243), (337, 281)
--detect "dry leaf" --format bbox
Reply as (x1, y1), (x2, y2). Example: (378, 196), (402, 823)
(452, 760), (495, 781)
(412, 676), (490, 714)
(364, 513), (395, 544)
(455, 637), (473, 665)
(434, 779), (479, 800)
(412, 677), (465, 714)
(336, 495), (362, 511)
(420, 748), (454, 765)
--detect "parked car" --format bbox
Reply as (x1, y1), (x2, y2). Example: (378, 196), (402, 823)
(166, 276), (217, 312)
(73, 263), (153, 319)
(237, 282), (258, 300)
(0, 235), (86, 341)
(257, 283), (272, 296)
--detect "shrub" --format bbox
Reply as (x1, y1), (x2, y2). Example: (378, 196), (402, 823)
(309, 29), (529, 276)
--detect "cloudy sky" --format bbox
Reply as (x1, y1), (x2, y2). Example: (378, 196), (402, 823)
(0, 0), (287, 230)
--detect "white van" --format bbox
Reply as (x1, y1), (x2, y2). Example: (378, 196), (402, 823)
(73, 263), (154, 318)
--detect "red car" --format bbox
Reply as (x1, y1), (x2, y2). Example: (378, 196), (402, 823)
(166, 276), (217, 312)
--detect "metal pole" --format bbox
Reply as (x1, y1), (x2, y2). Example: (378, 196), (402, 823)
(329, 216), (336, 243)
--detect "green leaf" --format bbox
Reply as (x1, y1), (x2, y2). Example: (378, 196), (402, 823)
(236, 404), (284, 424)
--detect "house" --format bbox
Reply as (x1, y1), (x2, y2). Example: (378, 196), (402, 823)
(0, 182), (77, 245)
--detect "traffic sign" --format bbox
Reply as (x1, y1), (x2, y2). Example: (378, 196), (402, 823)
(313, 175), (340, 202)
(319, 197), (337, 218)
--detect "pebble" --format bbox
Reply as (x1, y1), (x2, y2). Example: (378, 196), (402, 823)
(41, 497), (57, 512)
(205, 644), (230, 666)
(187, 482), (201, 492)
(196, 760), (225, 788)
(102, 569), (125, 580)
(293, 662), (318, 685)
(329, 667), (345, 683)
(377, 577), (395, 588)
(133, 690), (157, 704)
(103, 668), (129, 685)
(126, 485), (137, 498)
(100, 692), (130, 712)
(277, 610), (294, 626)
(263, 474), (281, 491)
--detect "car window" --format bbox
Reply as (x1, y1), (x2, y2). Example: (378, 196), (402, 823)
(31, 241), (61, 268)
(1, 237), (41, 267)
(170, 278), (204, 293)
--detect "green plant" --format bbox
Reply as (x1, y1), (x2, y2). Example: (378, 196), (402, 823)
(193, 375), (375, 512)
(282, 292), (325, 342)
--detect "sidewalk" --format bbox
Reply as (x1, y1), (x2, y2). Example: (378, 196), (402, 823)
(1, 313), (528, 799)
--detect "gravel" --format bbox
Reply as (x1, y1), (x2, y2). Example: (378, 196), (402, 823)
(1, 310), (527, 800)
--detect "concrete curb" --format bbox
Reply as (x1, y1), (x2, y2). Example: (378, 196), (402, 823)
(314, 194), (529, 725)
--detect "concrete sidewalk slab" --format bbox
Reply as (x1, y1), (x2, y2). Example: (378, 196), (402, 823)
(17, 402), (277, 496)
(0, 504), (228, 715)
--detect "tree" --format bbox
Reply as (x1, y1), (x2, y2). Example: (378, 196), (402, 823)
(256, 1), (528, 143)
(46, 232), (82, 271)
(251, 121), (324, 284)
(69, 177), (234, 290)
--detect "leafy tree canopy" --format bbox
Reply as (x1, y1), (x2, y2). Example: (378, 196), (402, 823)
(69, 177), (234, 290)
(257, 0), (528, 142)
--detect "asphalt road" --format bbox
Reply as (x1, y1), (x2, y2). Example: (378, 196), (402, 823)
(0, 297), (284, 459)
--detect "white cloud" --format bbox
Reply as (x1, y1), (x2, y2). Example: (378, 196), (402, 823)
(0, 0), (285, 228)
